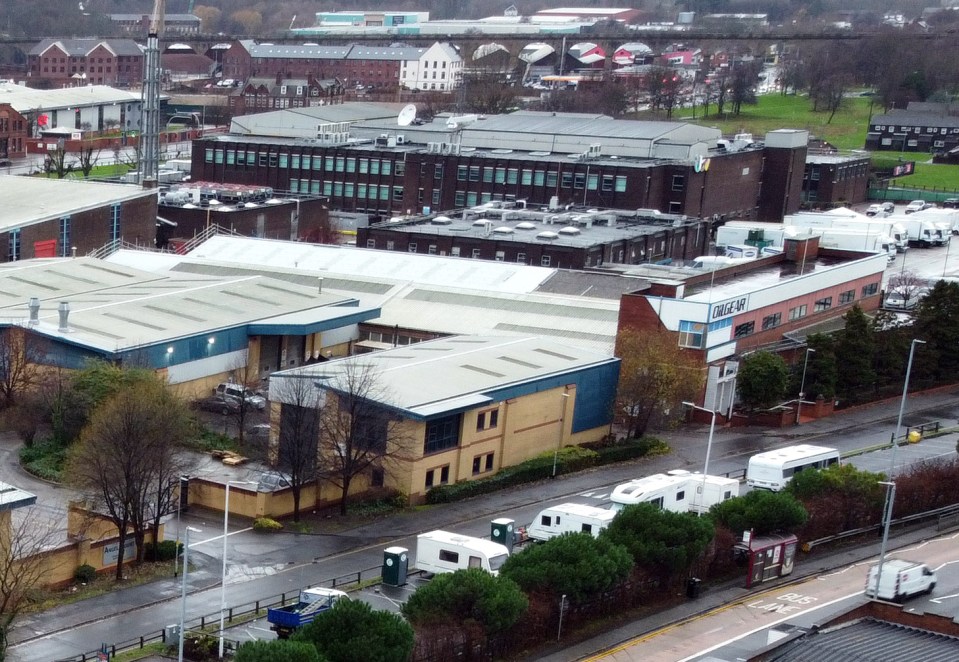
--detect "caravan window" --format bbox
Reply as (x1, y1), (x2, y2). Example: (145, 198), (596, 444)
(468, 555), (482, 569)
(676, 490), (685, 502)
(650, 497), (664, 509)
(439, 549), (459, 563)
(581, 524), (593, 534)
(540, 515), (552, 526)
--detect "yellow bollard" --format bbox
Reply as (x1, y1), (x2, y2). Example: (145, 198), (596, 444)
(907, 429), (922, 444)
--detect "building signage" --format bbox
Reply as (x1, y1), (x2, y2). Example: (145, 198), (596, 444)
(710, 296), (748, 321)
(102, 538), (136, 567)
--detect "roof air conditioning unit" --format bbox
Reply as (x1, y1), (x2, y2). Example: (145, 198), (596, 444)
(396, 135), (406, 144)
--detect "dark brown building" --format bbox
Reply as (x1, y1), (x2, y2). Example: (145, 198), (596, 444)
(28, 38), (144, 88)
(0, 177), (157, 261)
(0, 104), (28, 161)
(801, 152), (871, 208)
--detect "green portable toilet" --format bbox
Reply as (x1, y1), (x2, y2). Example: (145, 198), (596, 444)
(382, 546), (408, 587)
(491, 518), (515, 553)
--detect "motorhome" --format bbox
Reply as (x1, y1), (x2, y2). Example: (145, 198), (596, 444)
(610, 470), (740, 514)
(415, 531), (510, 576)
(526, 503), (617, 542)
(864, 560), (936, 602)
(746, 445), (841, 491)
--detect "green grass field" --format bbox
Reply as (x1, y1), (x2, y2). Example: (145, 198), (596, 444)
(671, 94), (959, 193)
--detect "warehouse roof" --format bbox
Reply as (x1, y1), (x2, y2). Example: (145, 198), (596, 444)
(0, 177), (155, 231)
(0, 82), (141, 113)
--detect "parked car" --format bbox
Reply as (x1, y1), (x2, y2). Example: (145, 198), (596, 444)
(905, 199), (933, 214)
(194, 394), (241, 415)
(865, 203), (890, 217)
(943, 197), (959, 209)
(215, 382), (266, 410)
(882, 202), (895, 214)
(884, 287), (929, 310)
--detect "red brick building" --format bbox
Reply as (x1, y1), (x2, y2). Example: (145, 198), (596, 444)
(0, 104), (28, 161)
(28, 39), (144, 88)
(229, 75), (344, 116)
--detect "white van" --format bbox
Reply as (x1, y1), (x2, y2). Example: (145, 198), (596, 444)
(526, 503), (617, 542)
(864, 559), (936, 602)
(215, 382), (266, 410)
(415, 531), (510, 576)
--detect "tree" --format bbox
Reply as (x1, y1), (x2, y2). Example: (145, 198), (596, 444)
(223, 359), (263, 448)
(729, 60), (761, 115)
(709, 489), (808, 536)
(274, 376), (321, 523)
(0, 326), (45, 408)
(835, 305), (876, 404)
(737, 351), (788, 410)
(294, 599), (413, 662)
(601, 504), (714, 577)
(0, 509), (60, 656)
(66, 376), (191, 577)
(76, 145), (98, 178)
(799, 334), (837, 401)
(235, 640), (322, 662)
(888, 269), (926, 309)
(499, 533), (632, 602)
(315, 361), (411, 515)
(787, 463), (885, 531)
(615, 328), (704, 439)
(913, 279), (959, 383)
(459, 73), (518, 115)
(402, 567), (528, 633)
(43, 143), (77, 179)
(646, 66), (683, 119)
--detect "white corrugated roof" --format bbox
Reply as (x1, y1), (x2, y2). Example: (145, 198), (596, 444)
(0, 83), (141, 113)
(0, 176), (154, 230)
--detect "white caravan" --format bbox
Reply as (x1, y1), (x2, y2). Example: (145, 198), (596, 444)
(610, 470), (740, 514)
(526, 502), (617, 541)
(415, 530), (510, 576)
(746, 445), (840, 491)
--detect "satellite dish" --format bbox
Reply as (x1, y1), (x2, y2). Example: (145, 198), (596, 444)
(397, 104), (417, 127)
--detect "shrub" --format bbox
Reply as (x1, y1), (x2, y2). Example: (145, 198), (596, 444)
(253, 517), (283, 532)
(145, 540), (181, 562)
(75, 564), (97, 584)
(19, 438), (69, 482)
(426, 437), (668, 504)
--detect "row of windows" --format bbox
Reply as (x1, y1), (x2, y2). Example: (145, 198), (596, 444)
(677, 318), (732, 349)
(733, 284), (879, 339)
(874, 125), (959, 135)
(366, 238), (554, 265)
(207, 149), (403, 177)
(425, 452), (495, 490)
(454, 165), (627, 192)
(290, 179), (400, 200)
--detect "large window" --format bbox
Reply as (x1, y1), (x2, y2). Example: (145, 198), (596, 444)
(762, 312), (782, 330)
(789, 304), (807, 321)
(862, 283), (879, 297)
(734, 321), (755, 338)
(424, 414), (461, 454)
(476, 408), (499, 432)
(59, 216), (71, 257)
(678, 321), (705, 348)
(839, 289), (855, 304)
(814, 297), (832, 312)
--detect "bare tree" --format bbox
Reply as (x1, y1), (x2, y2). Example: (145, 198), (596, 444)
(0, 509), (61, 655)
(76, 145), (99, 178)
(273, 376), (320, 523)
(645, 66), (683, 119)
(43, 144), (77, 179)
(316, 361), (411, 515)
(224, 358), (265, 448)
(0, 326), (45, 408)
(67, 377), (189, 576)
(888, 269), (927, 308)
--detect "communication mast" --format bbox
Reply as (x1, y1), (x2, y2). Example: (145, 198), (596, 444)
(139, 0), (166, 185)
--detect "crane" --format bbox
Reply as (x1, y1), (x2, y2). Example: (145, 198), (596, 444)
(139, 0), (165, 185)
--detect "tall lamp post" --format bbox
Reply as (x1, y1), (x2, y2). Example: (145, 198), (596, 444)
(178, 526), (201, 662)
(218, 481), (256, 659)
(871, 337), (924, 601)
(173, 475), (188, 578)
(796, 347), (816, 425)
(682, 399), (717, 513)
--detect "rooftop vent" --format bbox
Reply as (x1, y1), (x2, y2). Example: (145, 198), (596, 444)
(558, 226), (582, 235)
(492, 226), (514, 234)
(515, 222), (537, 230)
(536, 231), (559, 241)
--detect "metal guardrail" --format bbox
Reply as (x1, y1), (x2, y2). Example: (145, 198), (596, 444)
(63, 565), (384, 661)
(803, 503), (959, 552)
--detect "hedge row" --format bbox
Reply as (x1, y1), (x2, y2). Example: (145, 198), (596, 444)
(425, 437), (669, 505)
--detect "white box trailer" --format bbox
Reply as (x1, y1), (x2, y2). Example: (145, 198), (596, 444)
(527, 502), (617, 541)
(415, 530), (510, 576)
(716, 225), (796, 249)
(893, 216), (939, 248)
(910, 208), (959, 241)
(610, 470), (740, 514)
(785, 213), (909, 252)
(864, 559), (936, 602)
(793, 228), (896, 261)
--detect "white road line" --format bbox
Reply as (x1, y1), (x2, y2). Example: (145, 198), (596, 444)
(676, 591), (862, 662)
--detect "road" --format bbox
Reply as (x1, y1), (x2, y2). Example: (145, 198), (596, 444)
(9, 400), (959, 661)
(600, 530), (959, 662)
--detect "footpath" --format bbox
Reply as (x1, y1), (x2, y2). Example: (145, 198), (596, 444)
(11, 386), (959, 660)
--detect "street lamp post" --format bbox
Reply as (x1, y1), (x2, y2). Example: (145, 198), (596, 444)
(796, 347), (816, 425)
(178, 526), (201, 662)
(683, 387), (724, 512)
(174, 475), (188, 578)
(218, 481), (256, 659)
(872, 338), (924, 601)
